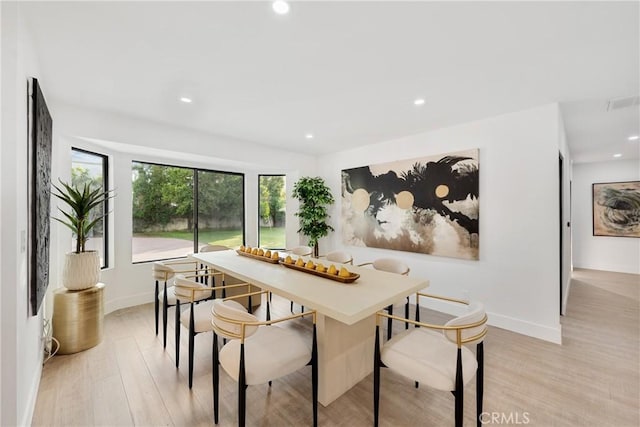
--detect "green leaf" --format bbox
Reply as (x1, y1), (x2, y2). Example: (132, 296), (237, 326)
(51, 178), (115, 253)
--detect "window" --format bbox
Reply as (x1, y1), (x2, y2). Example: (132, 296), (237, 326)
(131, 161), (244, 263)
(197, 170), (244, 250)
(71, 148), (109, 268)
(258, 175), (286, 249)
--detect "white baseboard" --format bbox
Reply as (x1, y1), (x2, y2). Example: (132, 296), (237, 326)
(415, 298), (563, 344)
(487, 312), (562, 344)
(105, 291), (153, 315)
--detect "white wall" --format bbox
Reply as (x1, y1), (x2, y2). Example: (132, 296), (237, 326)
(318, 104), (564, 343)
(572, 160), (640, 274)
(0, 3), (46, 425)
(49, 105), (316, 316)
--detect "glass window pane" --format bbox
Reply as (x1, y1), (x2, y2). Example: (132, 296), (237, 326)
(131, 162), (194, 263)
(71, 149), (108, 268)
(197, 171), (244, 250)
(259, 175), (286, 249)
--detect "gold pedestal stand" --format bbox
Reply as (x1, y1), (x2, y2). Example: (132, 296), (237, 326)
(52, 283), (105, 354)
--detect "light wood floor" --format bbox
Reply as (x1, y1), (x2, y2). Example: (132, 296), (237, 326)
(32, 269), (639, 426)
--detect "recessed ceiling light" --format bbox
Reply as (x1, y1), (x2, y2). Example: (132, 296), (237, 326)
(628, 135), (639, 141)
(180, 97), (192, 103)
(613, 153), (622, 158)
(305, 133), (314, 139)
(272, 0), (290, 15)
(414, 98), (425, 106)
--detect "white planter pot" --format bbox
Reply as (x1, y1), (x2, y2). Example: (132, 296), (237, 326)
(63, 251), (101, 291)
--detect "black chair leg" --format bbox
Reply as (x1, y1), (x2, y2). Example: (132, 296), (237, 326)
(455, 348), (464, 427)
(290, 301), (294, 313)
(154, 280), (159, 335)
(162, 283), (169, 348)
(212, 333), (219, 424)
(386, 304), (393, 341)
(476, 342), (484, 427)
(175, 300), (181, 368)
(188, 304), (195, 389)
(238, 343), (246, 427)
(374, 325), (381, 427)
(312, 325), (318, 427)
(266, 297), (271, 322)
(404, 298), (409, 330)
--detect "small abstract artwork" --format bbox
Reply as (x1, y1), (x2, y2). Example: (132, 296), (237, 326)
(341, 149), (479, 260)
(29, 78), (53, 315)
(592, 181), (640, 238)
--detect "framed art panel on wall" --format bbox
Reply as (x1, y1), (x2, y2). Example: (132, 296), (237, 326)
(28, 78), (53, 315)
(592, 181), (640, 238)
(341, 148), (479, 260)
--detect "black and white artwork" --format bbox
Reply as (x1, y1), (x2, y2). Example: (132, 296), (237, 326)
(29, 78), (53, 315)
(593, 181), (640, 238)
(341, 149), (479, 260)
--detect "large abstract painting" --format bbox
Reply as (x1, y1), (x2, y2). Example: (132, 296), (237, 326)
(592, 181), (640, 238)
(29, 78), (53, 315)
(342, 149), (479, 260)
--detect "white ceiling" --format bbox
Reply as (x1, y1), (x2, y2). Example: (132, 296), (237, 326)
(20, 1), (640, 162)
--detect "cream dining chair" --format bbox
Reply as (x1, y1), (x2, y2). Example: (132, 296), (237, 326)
(152, 259), (204, 348)
(359, 257), (410, 340)
(374, 294), (487, 427)
(174, 275), (253, 389)
(211, 291), (318, 426)
(198, 244), (231, 297)
(320, 250), (354, 265)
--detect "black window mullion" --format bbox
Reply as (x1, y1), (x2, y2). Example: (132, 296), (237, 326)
(193, 169), (199, 253)
(71, 147), (109, 269)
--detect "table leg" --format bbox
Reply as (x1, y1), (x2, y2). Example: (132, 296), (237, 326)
(316, 313), (376, 406)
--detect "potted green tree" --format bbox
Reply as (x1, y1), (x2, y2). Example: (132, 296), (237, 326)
(292, 176), (335, 257)
(52, 179), (114, 290)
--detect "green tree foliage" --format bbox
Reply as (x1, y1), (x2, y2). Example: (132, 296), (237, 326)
(292, 176), (335, 255)
(132, 163), (192, 231)
(131, 163), (244, 233)
(198, 171), (243, 224)
(259, 176), (285, 227)
(52, 179), (114, 253)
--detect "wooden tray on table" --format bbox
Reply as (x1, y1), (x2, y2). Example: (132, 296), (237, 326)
(236, 250), (281, 264)
(280, 262), (360, 283)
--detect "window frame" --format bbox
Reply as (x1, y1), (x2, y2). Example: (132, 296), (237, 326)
(71, 147), (110, 269)
(258, 174), (286, 250)
(131, 159), (245, 264)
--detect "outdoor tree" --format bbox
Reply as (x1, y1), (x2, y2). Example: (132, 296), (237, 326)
(198, 171), (243, 225)
(71, 166), (105, 235)
(132, 164), (243, 234)
(132, 163), (193, 232)
(259, 176), (285, 227)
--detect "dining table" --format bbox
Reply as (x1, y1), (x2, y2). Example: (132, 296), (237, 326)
(191, 249), (429, 406)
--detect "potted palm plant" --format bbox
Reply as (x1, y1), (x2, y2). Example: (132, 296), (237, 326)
(292, 176), (335, 257)
(52, 179), (114, 290)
